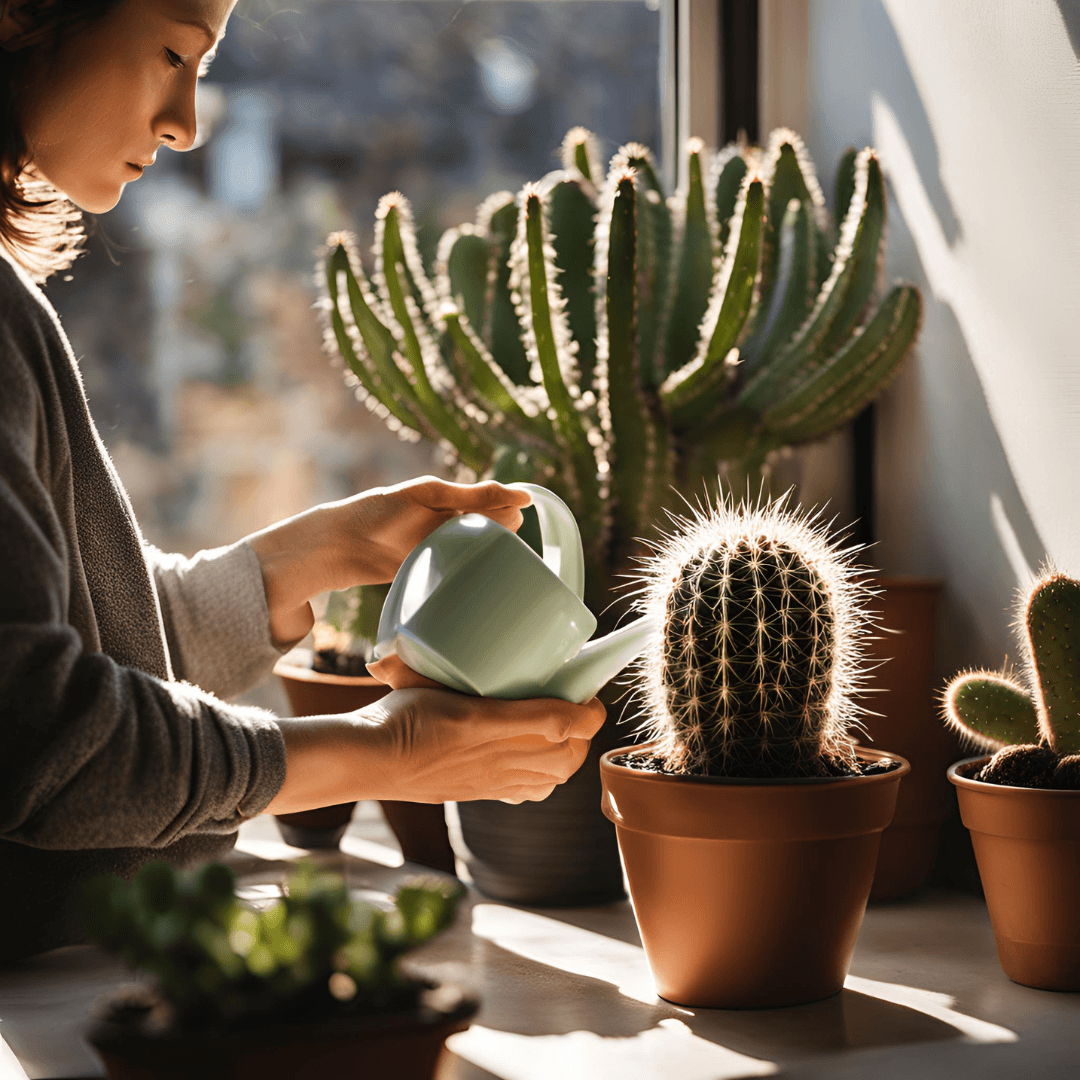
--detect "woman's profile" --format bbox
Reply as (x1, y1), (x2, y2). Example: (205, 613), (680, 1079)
(0, 0), (605, 962)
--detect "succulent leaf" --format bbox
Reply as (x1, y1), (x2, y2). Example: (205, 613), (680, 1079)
(663, 139), (715, 379)
(1026, 574), (1080, 755)
(944, 672), (1040, 751)
(561, 126), (602, 186)
(834, 147), (858, 234)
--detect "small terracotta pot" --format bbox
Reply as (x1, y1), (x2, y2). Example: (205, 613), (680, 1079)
(88, 983), (478, 1080)
(860, 578), (961, 901)
(274, 660), (456, 872)
(600, 743), (908, 1008)
(949, 756), (1080, 991)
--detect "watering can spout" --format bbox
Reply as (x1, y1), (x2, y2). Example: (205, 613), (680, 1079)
(540, 614), (660, 704)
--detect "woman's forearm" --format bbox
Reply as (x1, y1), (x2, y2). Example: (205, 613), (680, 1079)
(263, 714), (393, 814)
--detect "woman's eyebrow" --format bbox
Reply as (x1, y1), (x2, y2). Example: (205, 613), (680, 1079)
(172, 17), (221, 47)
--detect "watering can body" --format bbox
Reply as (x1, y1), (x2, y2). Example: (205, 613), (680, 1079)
(372, 483), (655, 703)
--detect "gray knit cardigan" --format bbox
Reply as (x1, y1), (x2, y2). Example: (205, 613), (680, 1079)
(0, 250), (289, 963)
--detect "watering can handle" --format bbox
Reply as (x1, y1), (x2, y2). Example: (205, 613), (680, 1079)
(505, 483), (585, 601)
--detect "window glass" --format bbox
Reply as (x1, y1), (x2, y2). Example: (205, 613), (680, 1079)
(46, 0), (661, 563)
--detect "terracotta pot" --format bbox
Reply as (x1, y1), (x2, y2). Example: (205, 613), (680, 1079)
(88, 982), (478, 1080)
(273, 660), (456, 873)
(949, 756), (1080, 990)
(600, 743), (909, 1008)
(860, 578), (961, 900)
(447, 680), (628, 906)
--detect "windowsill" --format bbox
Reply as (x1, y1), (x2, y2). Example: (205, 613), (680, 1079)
(1, 813), (1075, 1079)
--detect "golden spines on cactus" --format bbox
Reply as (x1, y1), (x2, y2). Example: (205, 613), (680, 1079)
(624, 491), (877, 778)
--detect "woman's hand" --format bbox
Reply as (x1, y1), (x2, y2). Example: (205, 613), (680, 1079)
(246, 476), (533, 646)
(264, 690), (607, 811)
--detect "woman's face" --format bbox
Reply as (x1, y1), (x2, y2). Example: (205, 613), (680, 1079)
(11, 0), (236, 213)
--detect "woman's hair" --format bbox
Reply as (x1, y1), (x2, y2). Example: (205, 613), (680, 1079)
(0, 0), (124, 283)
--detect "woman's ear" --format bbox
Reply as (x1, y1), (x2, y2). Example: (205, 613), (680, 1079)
(0, 0), (51, 53)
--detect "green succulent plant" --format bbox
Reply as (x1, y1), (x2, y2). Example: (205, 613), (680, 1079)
(84, 860), (463, 1031)
(623, 491), (879, 778)
(318, 126), (922, 620)
(944, 572), (1080, 789)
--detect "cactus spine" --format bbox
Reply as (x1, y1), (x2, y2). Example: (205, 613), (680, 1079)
(625, 493), (874, 778)
(320, 127), (922, 620)
(944, 572), (1080, 787)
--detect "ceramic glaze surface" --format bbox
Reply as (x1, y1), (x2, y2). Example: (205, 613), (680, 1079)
(374, 483), (655, 702)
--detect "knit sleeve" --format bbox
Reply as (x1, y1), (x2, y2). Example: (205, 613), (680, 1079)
(146, 540), (290, 701)
(0, 309), (287, 851)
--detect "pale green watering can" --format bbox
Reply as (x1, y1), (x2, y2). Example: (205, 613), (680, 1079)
(372, 483), (658, 703)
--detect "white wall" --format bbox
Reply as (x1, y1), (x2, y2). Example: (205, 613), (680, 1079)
(804, 0), (1080, 676)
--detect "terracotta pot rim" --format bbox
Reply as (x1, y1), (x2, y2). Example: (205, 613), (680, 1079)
(273, 659), (381, 688)
(602, 743), (909, 788)
(949, 754), (1080, 797)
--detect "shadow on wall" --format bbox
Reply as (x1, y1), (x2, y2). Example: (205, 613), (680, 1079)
(805, 0), (1050, 676)
(1057, 0), (1080, 56)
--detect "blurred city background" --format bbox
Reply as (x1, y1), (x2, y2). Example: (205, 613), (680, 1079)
(46, 0), (660, 565)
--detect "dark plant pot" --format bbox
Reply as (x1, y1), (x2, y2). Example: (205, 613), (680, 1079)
(87, 982), (478, 1080)
(274, 660), (456, 873)
(600, 743), (908, 1008)
(860, 578), (962, 901)
(949, 756), (1080, 991)
(448, 681), (630, 906)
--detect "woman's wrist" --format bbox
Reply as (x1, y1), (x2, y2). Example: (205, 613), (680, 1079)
(264, 712), (391, 814)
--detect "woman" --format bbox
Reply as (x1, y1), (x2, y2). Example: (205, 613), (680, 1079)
(0, 0), (605, 961)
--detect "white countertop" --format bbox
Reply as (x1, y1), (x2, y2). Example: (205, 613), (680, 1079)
(2, 807), (1078, 1080)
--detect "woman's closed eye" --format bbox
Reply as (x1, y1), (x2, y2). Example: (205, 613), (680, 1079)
(164, 48), (215, 78)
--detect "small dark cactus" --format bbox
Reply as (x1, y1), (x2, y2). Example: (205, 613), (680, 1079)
(626, 493), (875, 778)
(944, 571), (1080, 789)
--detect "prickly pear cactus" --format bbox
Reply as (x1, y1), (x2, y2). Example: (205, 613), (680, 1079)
(944, 572), (1080, 788)
(624, 492), (876, 778)
(319, 126), (922, 622)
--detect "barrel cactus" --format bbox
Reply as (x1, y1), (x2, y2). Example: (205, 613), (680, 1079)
(944, 572), (1080, 789)
(319, 126), (922, 619)
(622, 491), (879, 779)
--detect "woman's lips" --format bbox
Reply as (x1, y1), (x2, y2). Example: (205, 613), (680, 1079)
(125, 162), (144, 175)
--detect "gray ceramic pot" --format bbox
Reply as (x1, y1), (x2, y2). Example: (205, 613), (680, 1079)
(446, 684), (630, 906)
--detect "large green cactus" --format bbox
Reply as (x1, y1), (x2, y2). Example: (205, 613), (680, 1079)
(319, 127), (922, 620)
(944, 572), (1080, 788)
(623, 492), (876, 778)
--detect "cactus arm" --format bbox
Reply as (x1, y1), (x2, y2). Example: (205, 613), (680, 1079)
(711, 146), (750, 252)
(547, 175), (599, 395)
(833, 147), (858, 235)
(437, 225), (491, 334)
(326, 242), (438, 438)
(614, 144), (674, 391)
(816, 151), (886, 357)
(595, 171), (676, 552)
(562, 126), (602, 186)
(1026, 574), (1080, 755)
(378, 197), (491, 471)
(759, 284), (921, 443)
(442, 308), (556, 445)
(480, 196), (532, 385)
(662, 139), (715, 378)
(510, 184), (607, 559)
(944, 672), (1040, 751)
(737, 148), (886, 414)
(659, 176), (766, 434)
